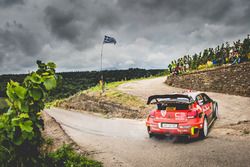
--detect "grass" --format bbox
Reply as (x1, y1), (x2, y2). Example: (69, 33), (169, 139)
(104, 90), (146, 109)
(87, 80), (125, 92)
(50, 75), (163, 109)
(46, 144), (102, 167)
(82, 77), (157, 109)
(87, 75), (165, 92)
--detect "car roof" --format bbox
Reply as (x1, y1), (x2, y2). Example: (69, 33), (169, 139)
(146, 92), (206, 105)
(183, 92), (201, 100)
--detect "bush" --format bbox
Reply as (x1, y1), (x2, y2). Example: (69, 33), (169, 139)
(45, 145), (102, 167)
(0, 61), (59, 166)
(0, 61), (102, 167)
(0, 97), (8, 114)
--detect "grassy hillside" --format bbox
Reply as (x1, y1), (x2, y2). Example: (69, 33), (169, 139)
(0, 68), (167, 102)
(55, 77), (158, 119)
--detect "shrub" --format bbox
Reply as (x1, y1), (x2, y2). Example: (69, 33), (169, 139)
(0, 61), (102, 167)
(45, 145), (102, 167)
(0, 61), (59, 166)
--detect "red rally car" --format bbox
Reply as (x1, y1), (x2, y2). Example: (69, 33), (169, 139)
(146, 92), (218, 139)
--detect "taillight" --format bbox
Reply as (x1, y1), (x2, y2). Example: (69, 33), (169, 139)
(149, 114), (155, 118)
(187, 110), (198, 119)
(149, 111), (155, 119)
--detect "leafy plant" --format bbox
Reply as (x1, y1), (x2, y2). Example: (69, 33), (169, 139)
(0, 61), (60, 166)
(0, 97), (8, 114)
(45, 145), (102, 167)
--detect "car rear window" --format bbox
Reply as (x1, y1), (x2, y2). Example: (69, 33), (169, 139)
(157, 97), (190, 103)
(157, 103), (190, 110)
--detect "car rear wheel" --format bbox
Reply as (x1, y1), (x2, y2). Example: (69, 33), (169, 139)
(149, 133), (154, 138)
(147, 127), (153, 138)
(214, 104), (218, 119)
(200, 117), (208, 138)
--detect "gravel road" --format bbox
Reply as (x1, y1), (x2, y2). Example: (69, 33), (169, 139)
(46, 77), (250, 167)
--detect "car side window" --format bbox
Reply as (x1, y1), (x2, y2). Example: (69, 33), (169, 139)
(196, 95), (204, 106)
(202, 94), (211, 104)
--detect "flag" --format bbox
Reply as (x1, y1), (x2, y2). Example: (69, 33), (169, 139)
(103, 35), (117, 44)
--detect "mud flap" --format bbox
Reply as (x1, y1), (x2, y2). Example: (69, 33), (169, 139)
(191, 126), (199, 135)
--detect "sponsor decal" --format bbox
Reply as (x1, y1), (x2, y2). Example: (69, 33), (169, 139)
(161, 110), (166, 117)
(202, 104), (210, 112)
(175, 112), (186, 120)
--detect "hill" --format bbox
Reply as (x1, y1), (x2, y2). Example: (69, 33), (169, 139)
(0, 68), (166, 102)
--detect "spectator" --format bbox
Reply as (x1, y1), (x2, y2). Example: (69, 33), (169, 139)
(168, 64), (172, 73)
(231, 50), (241, 65)
(174, 63), (180, 75)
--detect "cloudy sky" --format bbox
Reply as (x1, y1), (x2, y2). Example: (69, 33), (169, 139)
(0, 0), (249, 74)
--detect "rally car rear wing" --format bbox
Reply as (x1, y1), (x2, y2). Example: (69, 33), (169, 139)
(147, 94), (193, 105)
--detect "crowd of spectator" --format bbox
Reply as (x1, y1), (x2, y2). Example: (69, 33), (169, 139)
(168, 35), (250, 75)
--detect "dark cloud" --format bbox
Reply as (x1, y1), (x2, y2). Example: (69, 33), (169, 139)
(44, 1), (121, 50)
(44, 6), (80, 42)
(0, 0), (250, 74)
(0, 51), (5, 63)
(224, 1), (250, 26)
(0, 21), (41, 65)
(0, 0), (24, 8)
(117, 0), (234, 25)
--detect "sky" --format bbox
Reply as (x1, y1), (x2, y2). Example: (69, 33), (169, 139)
(0, 0), (249, 74)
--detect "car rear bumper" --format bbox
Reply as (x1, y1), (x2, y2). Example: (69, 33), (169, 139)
(146, 121), (202, 138)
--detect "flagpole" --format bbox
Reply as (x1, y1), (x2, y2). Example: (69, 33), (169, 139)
(100, 42), (104, 93)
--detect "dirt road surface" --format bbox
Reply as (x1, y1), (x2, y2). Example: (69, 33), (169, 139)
(46, 77), (250, 167)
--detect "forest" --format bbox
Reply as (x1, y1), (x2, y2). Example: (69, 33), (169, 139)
(0, 68), (166, 101)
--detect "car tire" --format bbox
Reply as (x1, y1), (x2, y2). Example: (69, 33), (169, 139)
(214, 103), (218, 119)
(200, 117), (208, 138)
(147, 127), (153, 138)
(149, 133), (154, 138)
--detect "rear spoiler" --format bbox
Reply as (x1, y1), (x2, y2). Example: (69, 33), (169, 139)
(147, 94), (192, 105)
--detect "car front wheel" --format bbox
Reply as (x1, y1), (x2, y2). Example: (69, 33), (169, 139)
(200, 117), (208, 138)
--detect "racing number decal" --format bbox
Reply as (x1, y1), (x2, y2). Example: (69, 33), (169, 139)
(203, 103), (213, 122)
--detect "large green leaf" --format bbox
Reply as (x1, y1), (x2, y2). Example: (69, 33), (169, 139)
(29, 88), (43, 101)
(14, 86), (27, 100)
(11, 117), (20, 126)
(30, 72), (42, 84)
(6, 82), (16, 101)
(17, 100), (29, 112)
(43, 76), (57, 90)
(47, 62), (56, 69)
(13, 136), (23, 146)
(20, 120), (33, 132)
(19, 113), (29, 119)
